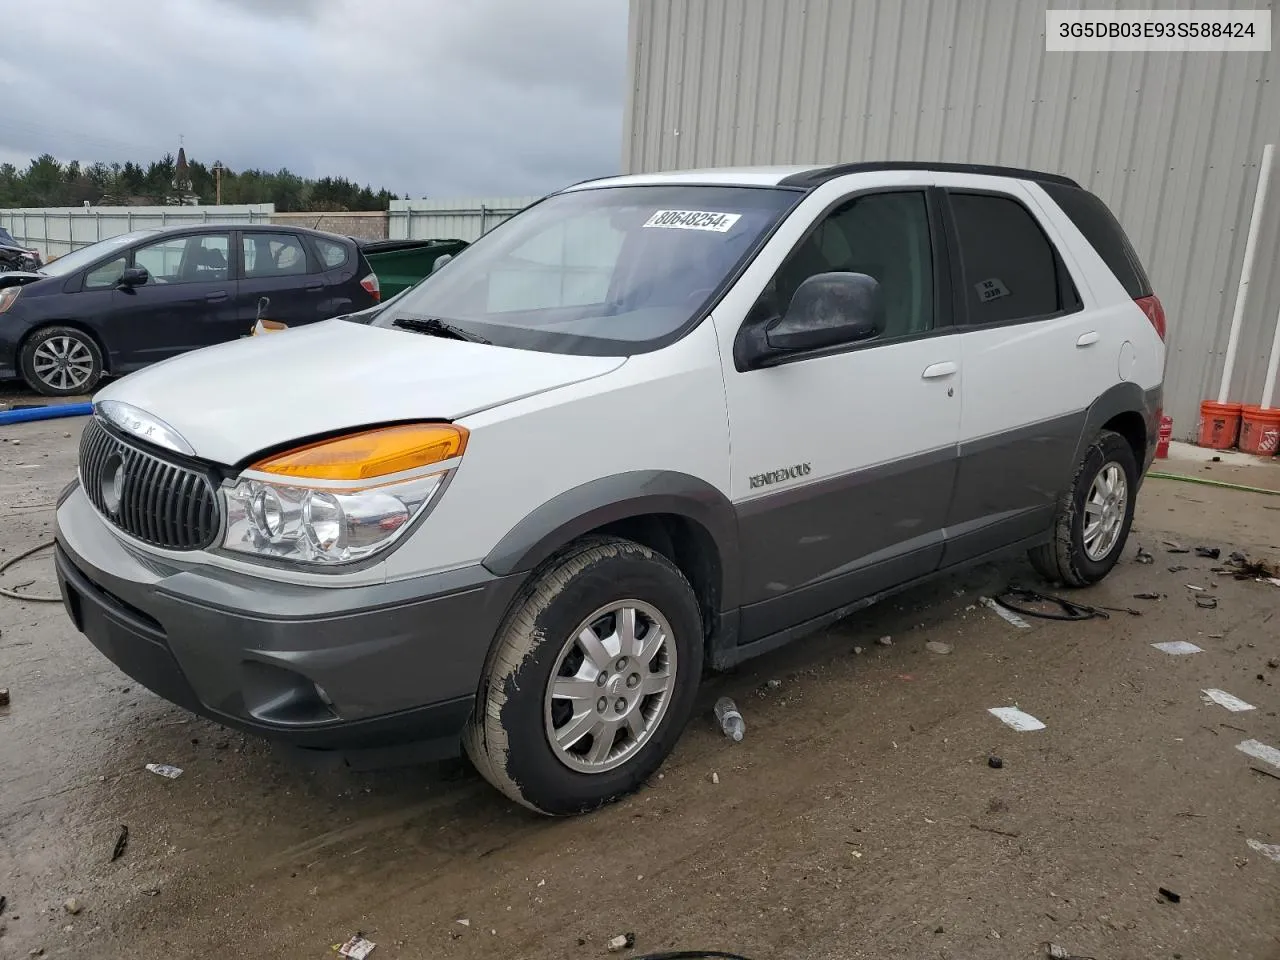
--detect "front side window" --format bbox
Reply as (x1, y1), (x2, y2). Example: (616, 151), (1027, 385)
(948, 193), (1064, 324)
(763, 191), (934, 341)
(134, 234), (230, 284)
(84, 256), (127, 289)
(367, 185), (802, 355)
(243, 233), (309, 277)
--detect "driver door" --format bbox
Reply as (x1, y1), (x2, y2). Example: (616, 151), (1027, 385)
(716, 187), (963, 644)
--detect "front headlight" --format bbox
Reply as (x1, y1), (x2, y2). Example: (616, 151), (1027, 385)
(221, 423), (467, 566)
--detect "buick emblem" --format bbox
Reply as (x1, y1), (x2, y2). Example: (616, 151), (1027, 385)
(100, 453), (125, 515)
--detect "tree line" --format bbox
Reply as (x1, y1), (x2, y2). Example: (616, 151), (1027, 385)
(0, 153), (401, 211)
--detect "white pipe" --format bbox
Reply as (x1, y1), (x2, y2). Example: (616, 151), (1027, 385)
(1262, 296), (1280, 409)
(1219, 143), (1274, 404)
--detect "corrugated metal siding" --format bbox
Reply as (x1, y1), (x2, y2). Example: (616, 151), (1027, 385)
(625, 0), (1280, 439)
(388, 197), (541, 242)
(0, 205), (274, 258)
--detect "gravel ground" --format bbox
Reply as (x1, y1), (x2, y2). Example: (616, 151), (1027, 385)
(2, 412), (1279, 960)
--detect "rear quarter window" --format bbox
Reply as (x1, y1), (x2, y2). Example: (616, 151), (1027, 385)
(315, 237), (349, 269)
(1041, 183), (1152, 299)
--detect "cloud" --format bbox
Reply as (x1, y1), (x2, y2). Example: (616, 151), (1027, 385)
(0, 0), (628, 198)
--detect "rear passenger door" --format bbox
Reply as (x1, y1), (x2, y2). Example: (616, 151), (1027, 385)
(939, 180), (1113, 565)
(236, 231), (323, 330)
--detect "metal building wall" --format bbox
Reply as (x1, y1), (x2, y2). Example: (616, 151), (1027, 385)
(624, 0), (1280, 439)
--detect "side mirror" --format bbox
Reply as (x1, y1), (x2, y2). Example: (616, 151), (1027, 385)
(431, 253), (453, 274)
(117, 266), (149, 287)
(766, 272), (883, 352)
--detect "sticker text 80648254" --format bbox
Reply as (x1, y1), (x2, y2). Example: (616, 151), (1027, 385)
(643, 210), (742, 232)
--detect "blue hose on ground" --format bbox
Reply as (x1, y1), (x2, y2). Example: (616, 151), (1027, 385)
(0, 402), (93, 426)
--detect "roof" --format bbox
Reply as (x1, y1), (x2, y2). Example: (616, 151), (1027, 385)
(134, 222), (353, 240)
(565, 162), (1078, 191)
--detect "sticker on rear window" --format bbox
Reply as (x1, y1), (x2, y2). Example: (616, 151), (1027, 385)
(643, 209), (742, 232)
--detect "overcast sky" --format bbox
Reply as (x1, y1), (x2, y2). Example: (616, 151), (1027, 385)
(0, 0), (629, 198)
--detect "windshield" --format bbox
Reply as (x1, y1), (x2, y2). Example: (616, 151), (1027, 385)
(365, 185), (801, 355)
(40, 230), (158, 277)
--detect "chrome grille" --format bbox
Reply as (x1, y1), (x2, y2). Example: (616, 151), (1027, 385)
(78, 418), (221, 551)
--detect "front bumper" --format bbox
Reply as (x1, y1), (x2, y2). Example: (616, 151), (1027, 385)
(55, 484), (523, 764)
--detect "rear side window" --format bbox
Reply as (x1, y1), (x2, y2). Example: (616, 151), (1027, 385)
(1041, 183), (1152, 299)
(243, 233), (309, 278)
(948, 193), (1065, 325)
(315, 237), (349, 269)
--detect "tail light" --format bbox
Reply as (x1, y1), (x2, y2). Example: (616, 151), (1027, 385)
(360, 272), (381, 302)
(1135, 294), (1166, 341)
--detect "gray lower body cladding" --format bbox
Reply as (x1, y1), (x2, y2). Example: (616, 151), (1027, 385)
(55, 485), (521, 761)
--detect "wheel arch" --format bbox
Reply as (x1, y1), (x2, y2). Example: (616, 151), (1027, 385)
(1072, 381), (1160, 477)
(19, 321), (112, 374)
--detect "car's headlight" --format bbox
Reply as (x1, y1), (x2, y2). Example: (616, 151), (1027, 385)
(221, 423), (467, 566)
(0, 286), (22, 314)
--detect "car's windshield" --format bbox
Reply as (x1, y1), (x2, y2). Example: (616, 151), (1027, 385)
(39, 230), (158, 278)
(365, 185), (801, 355)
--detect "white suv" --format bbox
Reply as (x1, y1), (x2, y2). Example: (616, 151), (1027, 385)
(55, 162), (1165, 814)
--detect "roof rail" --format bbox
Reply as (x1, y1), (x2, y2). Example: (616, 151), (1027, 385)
(779, 161), (1080, 189)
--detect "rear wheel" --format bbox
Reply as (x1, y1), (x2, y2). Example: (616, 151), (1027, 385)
(20, 326), (103, 396)
(465, 536), (703, 815)
(1029, 429), (1138, 587)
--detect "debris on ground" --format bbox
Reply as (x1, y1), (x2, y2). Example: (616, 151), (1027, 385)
(1201, 689), (1255, 712)
(852, 646), (864, 655)
(1133, 592), (1162, 600)
(980, 597), (1031, 629)
(1185, 584), (1205, 591)
(925, 641), (952, 655)
(1168, 564), (1188, 573)
(764, 678), (782, 691)
(606, 932), (636, 952)
(456, 919), (470, 927)
(0, 688), (9, 707)
(1247, 839), (1280, 863)
(336, 934), (376, 958)
(988, 756), (1004, 769)
(988, 707), (1045, 732)
(0, 894), (7, 914)
(110, 825), (129, 862)
(1046, 943), (1097, 960)
(1195, 546), (1221, 559)
(710, 772), (719, 784)
(1268, 658), (1280, 669)
(1158, 887), (1181, 904)
(1136, 546), (1154, 564)
(876, 635), (893, 646)
(1237, 739), (1280, 770)
(1152, 641), (1203, 655)
(1224, 552), (1280, 580)
(1194, 595), (1218, 609)
(62, 898), (81, 915)
(144, 763), (183, 779)
(714, 697), (745, 742)
(1250, 766), (1280, 782)
(994, 587), (1110, 621)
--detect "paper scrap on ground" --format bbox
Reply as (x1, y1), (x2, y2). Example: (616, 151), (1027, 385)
(337, 935), (376, 959)
(988, 707), (1046, 732)
(1151, 641), (1203, 655)
(981, 597), (1031, 629)
(1237, 739), (1280, 770)
(1247, 839), (1280, 863)
(144, 763), (183, 779)
(1201, 689), (1255, 712)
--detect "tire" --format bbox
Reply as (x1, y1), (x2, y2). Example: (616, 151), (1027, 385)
(19, 325), (104, 397)
(1029, 429), (1139, 587)
(465, 536), (704, 815)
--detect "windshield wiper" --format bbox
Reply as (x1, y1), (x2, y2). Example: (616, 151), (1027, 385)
(392, 315), (490, 344)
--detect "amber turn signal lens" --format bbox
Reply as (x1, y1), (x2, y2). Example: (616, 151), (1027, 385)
(252, 424), (468, 481)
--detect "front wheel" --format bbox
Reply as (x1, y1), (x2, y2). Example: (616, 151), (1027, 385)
(465, 536), (703, 815)
(19, 326), (104, 396)
(1029, 429), (1139, 587)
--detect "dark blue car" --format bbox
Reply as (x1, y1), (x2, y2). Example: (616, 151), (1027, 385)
(0, 224), (380, 395)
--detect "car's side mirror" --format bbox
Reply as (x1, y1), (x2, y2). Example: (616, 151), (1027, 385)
(117, 266), (149, 287)
(736, 272), (884, 369)
(431, 253), (453, 274)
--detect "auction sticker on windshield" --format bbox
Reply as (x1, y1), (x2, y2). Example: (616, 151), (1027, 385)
(643, 209), (742, 232)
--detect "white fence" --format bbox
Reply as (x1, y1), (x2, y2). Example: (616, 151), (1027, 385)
(388, 197), (539, 242)
(0, 204), (275, 259)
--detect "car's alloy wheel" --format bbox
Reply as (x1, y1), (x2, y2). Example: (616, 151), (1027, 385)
(19, 326), (104, 397)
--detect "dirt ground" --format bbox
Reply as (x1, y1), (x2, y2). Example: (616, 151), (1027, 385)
(3, 405), (1280, 960)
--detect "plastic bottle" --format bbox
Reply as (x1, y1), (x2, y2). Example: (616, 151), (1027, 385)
(714, 696), (745, 742)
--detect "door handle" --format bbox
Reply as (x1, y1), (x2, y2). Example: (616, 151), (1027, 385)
(921, 361), (958, 379)
(1076, 331), (1100, 347)
(304, 280), (323, 291)
(205, 291), (229, 303)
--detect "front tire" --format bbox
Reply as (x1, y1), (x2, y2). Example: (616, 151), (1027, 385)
(465, 536), (703, 815)
(19, 326), (104, 396)
(1029, 429), (1138, 587)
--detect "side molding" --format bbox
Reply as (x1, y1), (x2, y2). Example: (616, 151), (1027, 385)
(481, 470), (741, 610)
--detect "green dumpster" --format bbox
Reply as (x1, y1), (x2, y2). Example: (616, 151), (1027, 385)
(359, 238), (469, 299)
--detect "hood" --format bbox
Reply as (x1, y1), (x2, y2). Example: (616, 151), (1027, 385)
(0, 271), (45, 289)
(95, 318), (626, 466)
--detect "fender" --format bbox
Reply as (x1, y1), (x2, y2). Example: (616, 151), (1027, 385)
(1071, 381), (1162, 474)
(481, 470), (741, 611)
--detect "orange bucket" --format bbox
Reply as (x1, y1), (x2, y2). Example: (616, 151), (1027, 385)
(1239, 405), (1280, 456)
(1197, 400), (1241, 450)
